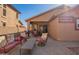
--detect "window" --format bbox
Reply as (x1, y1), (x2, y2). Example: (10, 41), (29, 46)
(0, 4), (3, 8)
(43, 25), (48, 33)
(0, 21), (6, 27)
(75, 19), (79, 30)
(3, 22), (6, 26)
(78, 24), (79, 27)
(3, 4), (6, 8)
(3, 9), (6, 16)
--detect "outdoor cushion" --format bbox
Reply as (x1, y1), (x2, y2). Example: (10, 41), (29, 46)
(6, 41), (20, 46)
(36, 37), (44, 42)
(15, 36), (26, 44)
(20, 32), (26, 38)
(0, 47), (5, 53)
(0, 39), (7, 48)
(15, 36), (21, 41)
(41, 33), (48, 40)
(15, 36), (24, 41)
(0, 41), (20, 53)
(0, 35), (25, 53)
(20, 36), (25, 40)
(7, 34), (15, 43)
(4, 41), (20, 53)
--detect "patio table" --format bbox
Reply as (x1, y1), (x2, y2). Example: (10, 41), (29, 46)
(20, 38), (36, 55)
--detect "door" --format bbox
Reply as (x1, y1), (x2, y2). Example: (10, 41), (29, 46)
(43, 25), (48, 33)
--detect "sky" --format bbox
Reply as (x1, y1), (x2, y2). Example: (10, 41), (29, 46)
(12, 4), (60, 26)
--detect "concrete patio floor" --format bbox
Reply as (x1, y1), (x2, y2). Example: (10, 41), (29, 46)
(32, 37), (76, 55)
(6, 37), (79, 55)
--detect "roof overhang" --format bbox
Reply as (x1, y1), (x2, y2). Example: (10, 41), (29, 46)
(25, 5), (70, 23)
(7, 4), (21, 14)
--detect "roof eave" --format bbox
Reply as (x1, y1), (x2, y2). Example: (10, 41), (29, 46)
(7, 4), (21, 14)
(25, 5), (69, 22)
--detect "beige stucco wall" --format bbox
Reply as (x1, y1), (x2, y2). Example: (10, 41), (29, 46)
(0, 7), (2, 16)
(48, 12), (79, 41)
(18, 21), (26, 32)
(48, 18), (59, 40)
(0, 5), (19, 35)
(6, 5), (18, 26)
(17, 21), (26, 32)
(58, 12), (79, 41)
(48, 6), (79, 41)
(48, 17), (79, 41)
(58, 22), (79, 41)
(0, 5), (18, 26)
(58, 21), (79, 41)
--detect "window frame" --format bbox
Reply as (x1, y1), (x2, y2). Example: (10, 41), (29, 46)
(3, 4), (6, 8)
(3, 22), (6, 27)
(3, 8), (6, 16)
(75, 19), (79, 30)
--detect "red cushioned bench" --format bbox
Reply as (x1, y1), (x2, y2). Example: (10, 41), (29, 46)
(4, 41), (20, 53)
(0, 47), (4, 53)
(0, 36), (26, 53)
(0, 41), (21, 53)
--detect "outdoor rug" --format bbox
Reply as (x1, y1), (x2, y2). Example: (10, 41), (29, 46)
(67, 47), (79, 55)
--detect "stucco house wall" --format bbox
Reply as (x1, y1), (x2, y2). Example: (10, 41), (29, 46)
(48, 6), (79, 41)
(6, 5), (19, 27)
(57, 7), (79, 41)
(58, 21), (79, 41)
(0, 4), (20, 35)
(48, 18), (59, 40)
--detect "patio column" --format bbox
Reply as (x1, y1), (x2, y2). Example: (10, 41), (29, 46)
(27, 22), (30, 31)
(32, 23), (35, 30)
(37, 24), (39, 32)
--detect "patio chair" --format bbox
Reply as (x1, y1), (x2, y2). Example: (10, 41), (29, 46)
(36, 33), (48, 46)
(41, 33), (48, 42)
